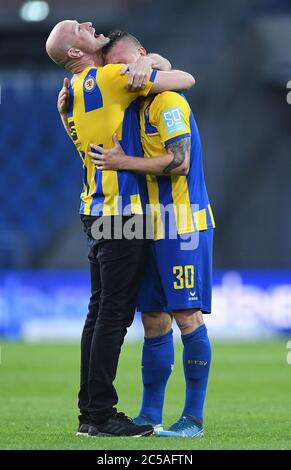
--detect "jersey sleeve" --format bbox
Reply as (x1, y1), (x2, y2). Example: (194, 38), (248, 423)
(149, 92), (191, 146)
(101, 64), (157, 101)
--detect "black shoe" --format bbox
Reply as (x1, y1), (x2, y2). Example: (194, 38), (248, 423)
(88, 412), (153, 437)
(76, 423), (90, 436)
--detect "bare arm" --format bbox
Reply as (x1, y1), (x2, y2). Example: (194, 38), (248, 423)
(163, 138), (190, 174)
(89, 136), (191, 176)
(147, 53), (172, 71)
(120, 137), (190, 176)
(122, 54), (172, 90)
(150, 70), (195, 93)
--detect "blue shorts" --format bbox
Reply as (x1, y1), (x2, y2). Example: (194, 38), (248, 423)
(137, 229), (214, 314)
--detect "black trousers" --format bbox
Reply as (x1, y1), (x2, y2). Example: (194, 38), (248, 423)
(78, 215), (148, 425)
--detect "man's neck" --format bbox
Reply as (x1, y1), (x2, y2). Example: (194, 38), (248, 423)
(69, 50), (104, 75)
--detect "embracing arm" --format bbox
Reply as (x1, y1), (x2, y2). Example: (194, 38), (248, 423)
(120, 137), (190, 176)
(89, 136), (190, 177)
(164, 137), (190, 175)
(147, 53), (172, 71)
(123, 58), (194, 92)
(150, 70), (195, 93)
(122, 53), (171, 90)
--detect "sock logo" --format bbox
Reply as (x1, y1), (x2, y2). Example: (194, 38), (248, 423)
(188, 359), (208, 366)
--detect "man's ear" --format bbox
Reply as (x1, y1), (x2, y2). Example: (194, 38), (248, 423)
(139, 47), (147, 56)
(68, 48), (83, 59)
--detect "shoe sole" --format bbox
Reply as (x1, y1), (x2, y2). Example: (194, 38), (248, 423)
(76, 432), (89, 437)
(88, 429), (153, 438)
(156, 429), (204, 438)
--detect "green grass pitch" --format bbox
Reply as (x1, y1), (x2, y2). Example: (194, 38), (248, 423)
(0, 339), (290, 450)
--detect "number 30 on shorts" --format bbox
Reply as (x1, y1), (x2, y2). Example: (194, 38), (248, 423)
(173, 265), (194, 290)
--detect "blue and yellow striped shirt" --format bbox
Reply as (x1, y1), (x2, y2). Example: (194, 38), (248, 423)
(139, 91), (215, 239)
(67, 63), (156, 216)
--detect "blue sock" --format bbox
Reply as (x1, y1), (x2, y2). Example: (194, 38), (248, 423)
(138, 329), (174, 424)
(182, 324), (211, 425)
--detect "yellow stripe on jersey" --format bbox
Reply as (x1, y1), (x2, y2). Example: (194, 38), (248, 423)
(193, 209), (207, 232)
(101, 170), (119, 216)
(172, 177), (195, 234)
(80, 180), (88, 214)
(130, 194), (143, 214)
(208, 204), (216, 228)
(147, 179), (164, 240)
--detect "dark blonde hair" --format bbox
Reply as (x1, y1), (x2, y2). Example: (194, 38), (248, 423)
(102, 30), (142, 55)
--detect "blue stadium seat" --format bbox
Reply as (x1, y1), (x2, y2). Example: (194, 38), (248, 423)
(0, 84), (82, 267)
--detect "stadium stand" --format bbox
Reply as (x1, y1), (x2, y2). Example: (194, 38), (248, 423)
(0, 74), (81, 267)
(1, 0), (291, 268)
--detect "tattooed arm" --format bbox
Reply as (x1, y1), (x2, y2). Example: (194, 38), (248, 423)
(163, 137), (190, 175)
(89, 136), (190, 177)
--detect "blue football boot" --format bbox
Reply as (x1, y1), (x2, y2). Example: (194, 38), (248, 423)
(156, 415), (204, 438)
(133, 415), (164, 434)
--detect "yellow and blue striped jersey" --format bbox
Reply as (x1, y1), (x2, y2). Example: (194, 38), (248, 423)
(139, 91), (215, 239)
(67, 64), (157, 216)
